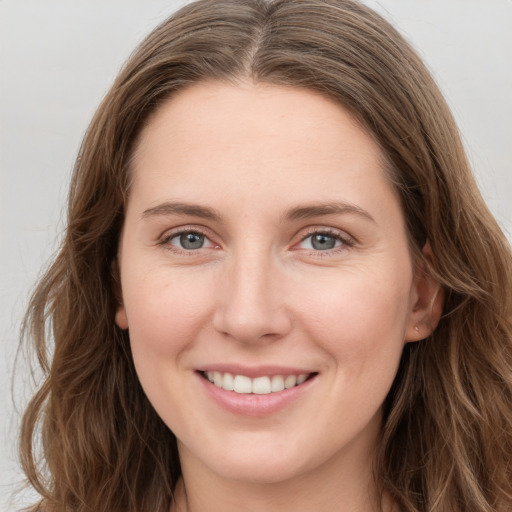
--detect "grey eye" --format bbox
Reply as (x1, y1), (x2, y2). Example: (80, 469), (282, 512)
(179, 232), (205, 250)
(311, 234), (337, 250)
(166, 230), (215, 252)
(298, 233), (342, 251)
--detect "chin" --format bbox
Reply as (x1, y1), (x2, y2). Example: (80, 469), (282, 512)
(212, 457), (309, 485)
(180, 434), (316, 485)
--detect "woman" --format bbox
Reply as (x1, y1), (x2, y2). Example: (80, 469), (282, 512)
(20, 0), (512, 511)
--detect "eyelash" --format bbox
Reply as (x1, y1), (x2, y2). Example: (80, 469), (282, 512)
(297, 227), (355, 257)
(159, 227), (217, 255)
(158, 226), (355, 256)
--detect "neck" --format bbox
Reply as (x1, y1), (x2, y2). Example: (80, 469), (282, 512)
(170, 440), (392, 512)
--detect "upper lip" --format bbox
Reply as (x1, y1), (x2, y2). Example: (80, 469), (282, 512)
(197, 364), (316, 379)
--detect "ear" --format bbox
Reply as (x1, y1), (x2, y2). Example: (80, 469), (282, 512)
(405, 242), (444, 342)
(112, 258), (129, 330)
(115, 305), (129, 330)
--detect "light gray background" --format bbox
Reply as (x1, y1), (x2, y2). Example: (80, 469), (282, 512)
(1, 1), (511, 510)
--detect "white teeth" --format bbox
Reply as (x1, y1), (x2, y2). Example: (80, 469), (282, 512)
(284, 375), (297, 389)
(213, 371), (223, 387)
(222, 372), (234, 391)
(271, 375), (285, 392)
(252, 376), (271, 394)
(234, 375), (252, 394)
(296, 373), (308, 385)
(205, 371), (312, 394)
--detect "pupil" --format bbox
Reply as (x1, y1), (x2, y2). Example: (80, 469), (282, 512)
(312, 234), (336, 250)
(180, 233), (204, 249)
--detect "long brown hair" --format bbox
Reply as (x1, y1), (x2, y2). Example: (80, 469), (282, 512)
(20, 1), (512, 511)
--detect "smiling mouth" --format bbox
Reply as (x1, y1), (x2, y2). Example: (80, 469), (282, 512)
(201, 371), (317, 395)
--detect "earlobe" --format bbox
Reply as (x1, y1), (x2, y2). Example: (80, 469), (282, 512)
(112, 257), (129, 330)
(115, 306), (129, 330)
(405, 242), (444, 342)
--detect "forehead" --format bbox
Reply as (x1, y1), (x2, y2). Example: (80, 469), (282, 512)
(129, 81), (400, 226)
(135, 81), (381, 167)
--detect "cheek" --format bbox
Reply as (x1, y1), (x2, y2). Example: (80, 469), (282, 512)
(296, 265), (412, 370)
(123, 268), (216, 359)
(123, 270), (219, 426)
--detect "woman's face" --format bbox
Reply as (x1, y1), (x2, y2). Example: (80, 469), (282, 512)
(116, 82), (428, 485)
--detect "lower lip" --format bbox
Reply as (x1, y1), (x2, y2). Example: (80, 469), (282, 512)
(197, 372), (317, 417)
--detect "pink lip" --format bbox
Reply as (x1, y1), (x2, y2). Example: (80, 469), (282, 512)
(197, 364), (314, 378)
(196, 370), (318, 417)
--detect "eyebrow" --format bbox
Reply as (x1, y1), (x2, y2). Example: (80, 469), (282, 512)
(141, 200), (375, 224)
(284, 202), (376, 224)
(141, 202), (222, 221)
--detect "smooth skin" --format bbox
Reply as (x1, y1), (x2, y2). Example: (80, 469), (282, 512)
(115, 81), (442, 512)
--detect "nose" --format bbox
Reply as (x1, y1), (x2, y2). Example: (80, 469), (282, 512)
(212, 252), (292, 344)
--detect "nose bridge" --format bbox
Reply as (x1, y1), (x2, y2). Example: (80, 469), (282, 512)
(213, 244), (290, 343)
